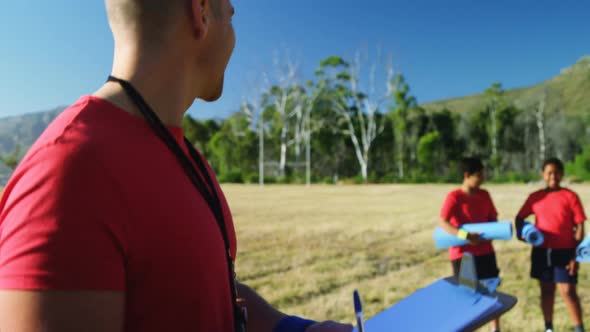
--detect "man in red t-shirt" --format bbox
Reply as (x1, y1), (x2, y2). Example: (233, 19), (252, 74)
(0, 1), (351, 332)
(516, 158), (586, 332)
(439, 157), (502, 332)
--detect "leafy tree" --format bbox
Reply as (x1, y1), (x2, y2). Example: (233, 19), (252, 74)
(207, 113), (257, 182)
(417, 131), (442, 176)
(566, 145), (590, 180)
(388, 74), (418, 180)
(0, 144), (22, 170)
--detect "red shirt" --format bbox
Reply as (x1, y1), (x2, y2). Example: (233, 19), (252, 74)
(517, 188), (586, 249)
(0, 96), (237, 332)
(440, 189), (498, 260)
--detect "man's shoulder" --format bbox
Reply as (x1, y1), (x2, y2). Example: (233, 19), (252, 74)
(26, 96), (138, 164)
(529, 189), (546, 198)
(15, 96), (139, 180)
(446, 188), (462, 199)
(559, 188), (581, 201)
(478, 188), (491, 196)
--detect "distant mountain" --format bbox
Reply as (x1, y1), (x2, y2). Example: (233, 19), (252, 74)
(423, 56), (590, 115)
(0, 107), (64, 155)
(0, 107), (64, 184)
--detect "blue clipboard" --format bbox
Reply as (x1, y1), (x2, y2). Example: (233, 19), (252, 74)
(353, 254), (517, 332)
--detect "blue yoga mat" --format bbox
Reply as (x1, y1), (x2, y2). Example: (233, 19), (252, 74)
(577, 235), (590, 262)
(352, 279), (503, 332)
(521, 222), (544, 246)
(434, 222), (513, 249)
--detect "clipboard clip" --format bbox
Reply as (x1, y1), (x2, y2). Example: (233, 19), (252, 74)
(458, 253), (500, 295)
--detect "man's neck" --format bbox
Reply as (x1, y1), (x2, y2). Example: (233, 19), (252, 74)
(461, 184), (478, 195)
(545, 186), (562, 192)
(93, 46), (195, 127)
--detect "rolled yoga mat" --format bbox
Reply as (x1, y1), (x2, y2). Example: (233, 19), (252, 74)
(576, 235), (590, 262)
(521, 222), (544, 246)
(434, 222), (513, 249)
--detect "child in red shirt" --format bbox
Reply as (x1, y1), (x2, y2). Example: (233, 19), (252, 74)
(440, 157), (502, 332)
(516, 158), (586, 332)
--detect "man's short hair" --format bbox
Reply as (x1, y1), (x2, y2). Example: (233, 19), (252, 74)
(459, 157), (484, 176)
(542, 157), (564, 173)
(106, 0), (221, 43)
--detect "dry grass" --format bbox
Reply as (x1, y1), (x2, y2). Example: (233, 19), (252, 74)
(224, 184), (590, 331)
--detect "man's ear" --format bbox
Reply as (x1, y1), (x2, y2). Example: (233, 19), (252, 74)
(191, 0), (209, 40)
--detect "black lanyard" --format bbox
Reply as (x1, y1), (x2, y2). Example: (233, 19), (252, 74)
(107, 76), (246, 332)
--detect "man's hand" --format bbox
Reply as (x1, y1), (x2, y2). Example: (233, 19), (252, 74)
(466, 232), (483, 245)
(567, 258), (579, 276)
(306, 321), (354, 332)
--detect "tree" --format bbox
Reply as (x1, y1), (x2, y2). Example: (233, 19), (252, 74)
(389, 74), (418, 180)
(536, 92), (547, 168)
(417, 131), (442, 177)
(0, 144), (22, 171)
(316, 52), (390, 182)
(207, 113), (257, 182)
(566, 145), (590, 180)
(429, 108), (462, 174)
(242, 101), (266, 186)
(258, 52), (307, 179)
(484, 82), (505, 177)
(182, 116), (220, 158)
(241, 78), (269, 187)
(299, 80), (323, 186)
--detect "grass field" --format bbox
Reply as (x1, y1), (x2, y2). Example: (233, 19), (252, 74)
(224, 184), (590, 332)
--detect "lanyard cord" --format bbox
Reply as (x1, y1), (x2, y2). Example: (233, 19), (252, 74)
(106, 76), (241, 327)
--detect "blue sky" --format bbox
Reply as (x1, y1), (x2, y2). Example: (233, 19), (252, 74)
(1, 1), (590, 119)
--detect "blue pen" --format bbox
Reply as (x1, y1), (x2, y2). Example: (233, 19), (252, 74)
(353, 289), (365, 332)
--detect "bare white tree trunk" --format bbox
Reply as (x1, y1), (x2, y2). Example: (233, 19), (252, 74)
(300, 86), (321, 187)
(294, 110), (302, 162)
(334, 50), (390, 183)
(259, 115), (264, 187)
(241, 73), (268, 187)
(337, 107), (369, 181)
(490, 102), (498, 167)
(292, 104), (304, 181)
(305, 105), (311, 186)
(279, 122), (288, 178)
(271, 53), (300, 179)
(536, 93), (546, 168)
(523, 112), (532, 172)
(397, 138), (405, 180)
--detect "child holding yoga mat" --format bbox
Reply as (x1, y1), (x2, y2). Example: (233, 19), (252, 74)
(515, 158), (586, 332)
(439, 157), (502, 332)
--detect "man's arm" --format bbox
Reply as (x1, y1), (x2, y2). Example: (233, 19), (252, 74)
(515, 216), (526, 240)
(566, 222), (585, 276)
(515, 194), (534, 241)
(237, 282), (285, 331)
(575, 222), (585, 243)
(439, 217), (459, 237)
(0, 146), (129, 332)
(237, 282), (352, 332)
(0, 290), (124, 332)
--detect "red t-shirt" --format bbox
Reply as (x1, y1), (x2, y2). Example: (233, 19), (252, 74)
(517, 188), (586, 249)
(0, 96), (238, 331)
(440, 189), (498, 260)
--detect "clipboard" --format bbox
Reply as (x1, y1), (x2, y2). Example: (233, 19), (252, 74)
(353, 254), (517, 332)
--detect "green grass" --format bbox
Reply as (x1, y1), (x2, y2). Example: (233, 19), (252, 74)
(224, 184), (590, 331)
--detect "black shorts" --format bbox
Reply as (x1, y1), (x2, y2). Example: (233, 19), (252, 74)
(531, 247), (577, 284)
(451, 253), (500, 279)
